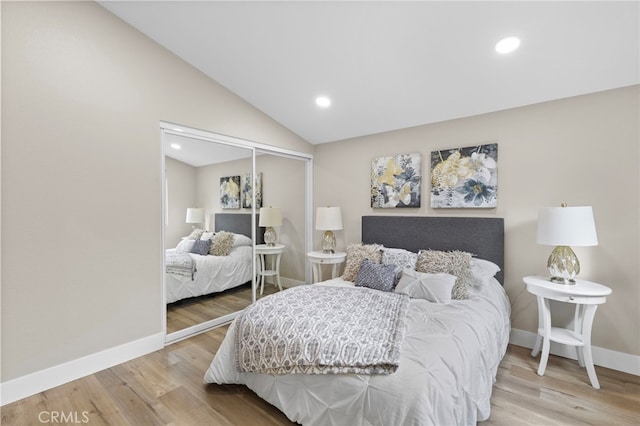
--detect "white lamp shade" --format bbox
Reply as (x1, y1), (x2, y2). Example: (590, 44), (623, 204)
(185, 208), (205, 224)
(316, 207), (343, 231)
(537, 206), (598, 246)
(259, 207), (282, 227)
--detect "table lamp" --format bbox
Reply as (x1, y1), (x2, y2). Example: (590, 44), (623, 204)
(185, 208), (205, 230)
(316, 206), (343, 253)
(536, 204), (598, 284)
(259, 206), (282, 246)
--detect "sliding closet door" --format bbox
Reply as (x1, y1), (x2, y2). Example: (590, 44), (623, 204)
(162, 125), (256, 343)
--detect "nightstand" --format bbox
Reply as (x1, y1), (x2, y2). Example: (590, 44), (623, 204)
(255, 244), (285, 295)
(523, 275), (612, 389)
(307, 251), (346, 283)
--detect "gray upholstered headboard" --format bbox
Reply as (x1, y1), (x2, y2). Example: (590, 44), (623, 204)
(214, 213), (265, 245)
(362, 216), (504, 285)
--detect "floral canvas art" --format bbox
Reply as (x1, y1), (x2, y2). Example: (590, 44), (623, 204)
(430, 144), (498, 208)
(242, 172), (263, 209)
(220, 175), (241, 209)
(371, 153), (421, 208)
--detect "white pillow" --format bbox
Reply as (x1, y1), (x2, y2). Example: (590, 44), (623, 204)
(231, 233), (253, 248)
(200, 232), (214, 241)
(176, 239), (195, 253)
(382, 247), (418, 284)
(470, 258), (501, 286)
(395, 269), (456, 304)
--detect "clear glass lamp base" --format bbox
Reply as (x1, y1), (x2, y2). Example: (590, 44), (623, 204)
(321, 231), (336, 254)
(547, 245), (580, 285)
(264, 226), (277, 246)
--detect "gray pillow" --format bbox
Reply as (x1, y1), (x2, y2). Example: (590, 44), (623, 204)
(190, 239), (211, 256)
(354, 259), (397, 292)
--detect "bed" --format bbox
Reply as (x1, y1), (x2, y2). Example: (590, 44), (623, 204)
(165, 213), (263, 304)
(204, 216), (510, 425)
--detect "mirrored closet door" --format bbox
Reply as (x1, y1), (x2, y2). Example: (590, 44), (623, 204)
(161, 122), (312, 344)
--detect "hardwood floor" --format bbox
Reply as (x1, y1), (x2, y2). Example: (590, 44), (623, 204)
(479, 345), (639, 425)
(167, 282), (281, 334)
(2, 334), (638, 425)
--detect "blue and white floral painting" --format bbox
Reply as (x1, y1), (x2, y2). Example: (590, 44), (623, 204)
(371, 153), (421, 208)
(242, 172), (262, 209)
(430, 144), (498, 208)
(220, 175), (241, 209)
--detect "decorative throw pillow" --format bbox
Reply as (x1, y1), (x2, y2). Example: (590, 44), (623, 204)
(186, 228), (204, 240)
(176, 238), (195, 253)
(382, 248), (418, 285)
(415, 249), (472, 300)
(341, 243), (383, 282)
(190, 239), (211, 256)
(354, 259), (397, 292)
(470, 258), (501, 287)
(395, 269), (456, 304)
(209, 231), (234, 256)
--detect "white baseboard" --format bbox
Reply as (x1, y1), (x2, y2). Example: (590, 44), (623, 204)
(510, 328), (640, 376)
(0, 332), (165, 406)
(5, 327), (634, 407)
(280, 277), (305, 288)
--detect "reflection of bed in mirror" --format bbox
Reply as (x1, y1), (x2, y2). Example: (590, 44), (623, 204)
(165, 213), (263, 304)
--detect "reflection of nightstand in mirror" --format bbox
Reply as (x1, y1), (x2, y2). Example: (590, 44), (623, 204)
(307, 251), (346, 283)
(255, 244), (284, 295)
(523, 275), (612, 389)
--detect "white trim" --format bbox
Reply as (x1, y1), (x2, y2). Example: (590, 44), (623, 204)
(165, 312), (240, 345)
(280, 277), (305, 288)
(305, 157), (314, 283)
(0, 333), (165, 406)
(160, 121), (313, 161)
(510, 328), (640, 376)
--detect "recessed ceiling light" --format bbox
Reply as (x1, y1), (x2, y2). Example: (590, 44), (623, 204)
(495, 37), (520, 54)
(315, 96), (331, 108)
(170, 143), (181, 150)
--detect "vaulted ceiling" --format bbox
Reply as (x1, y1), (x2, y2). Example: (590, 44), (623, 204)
(100, 1), (639, 144)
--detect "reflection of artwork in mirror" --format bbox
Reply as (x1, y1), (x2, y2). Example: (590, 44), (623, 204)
(220, 175), (241, 209)
(242, 172), (263, 209)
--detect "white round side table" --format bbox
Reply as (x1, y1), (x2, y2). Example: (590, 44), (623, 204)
(307, 251), (346, 283)
(255, 244), (285, 295)
(523, 275), (612, 389)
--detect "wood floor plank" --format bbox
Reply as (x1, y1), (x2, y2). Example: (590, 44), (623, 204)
(166, 282), (279, 334)
(2, 333), (638, 425)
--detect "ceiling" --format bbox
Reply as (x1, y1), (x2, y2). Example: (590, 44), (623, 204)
(163, 132), (252, 167)
(100, 1), (639, 145)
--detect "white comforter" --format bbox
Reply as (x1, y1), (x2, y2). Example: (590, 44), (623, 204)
(165, 246), (253, 304)
(204, 278), (511, 425)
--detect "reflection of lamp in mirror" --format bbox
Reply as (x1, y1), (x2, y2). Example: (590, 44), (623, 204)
(536, 203), (598, 285)
(185, 208), (204, 230)
(316, 206), (343, 254)
(259, 206), (282, 246)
